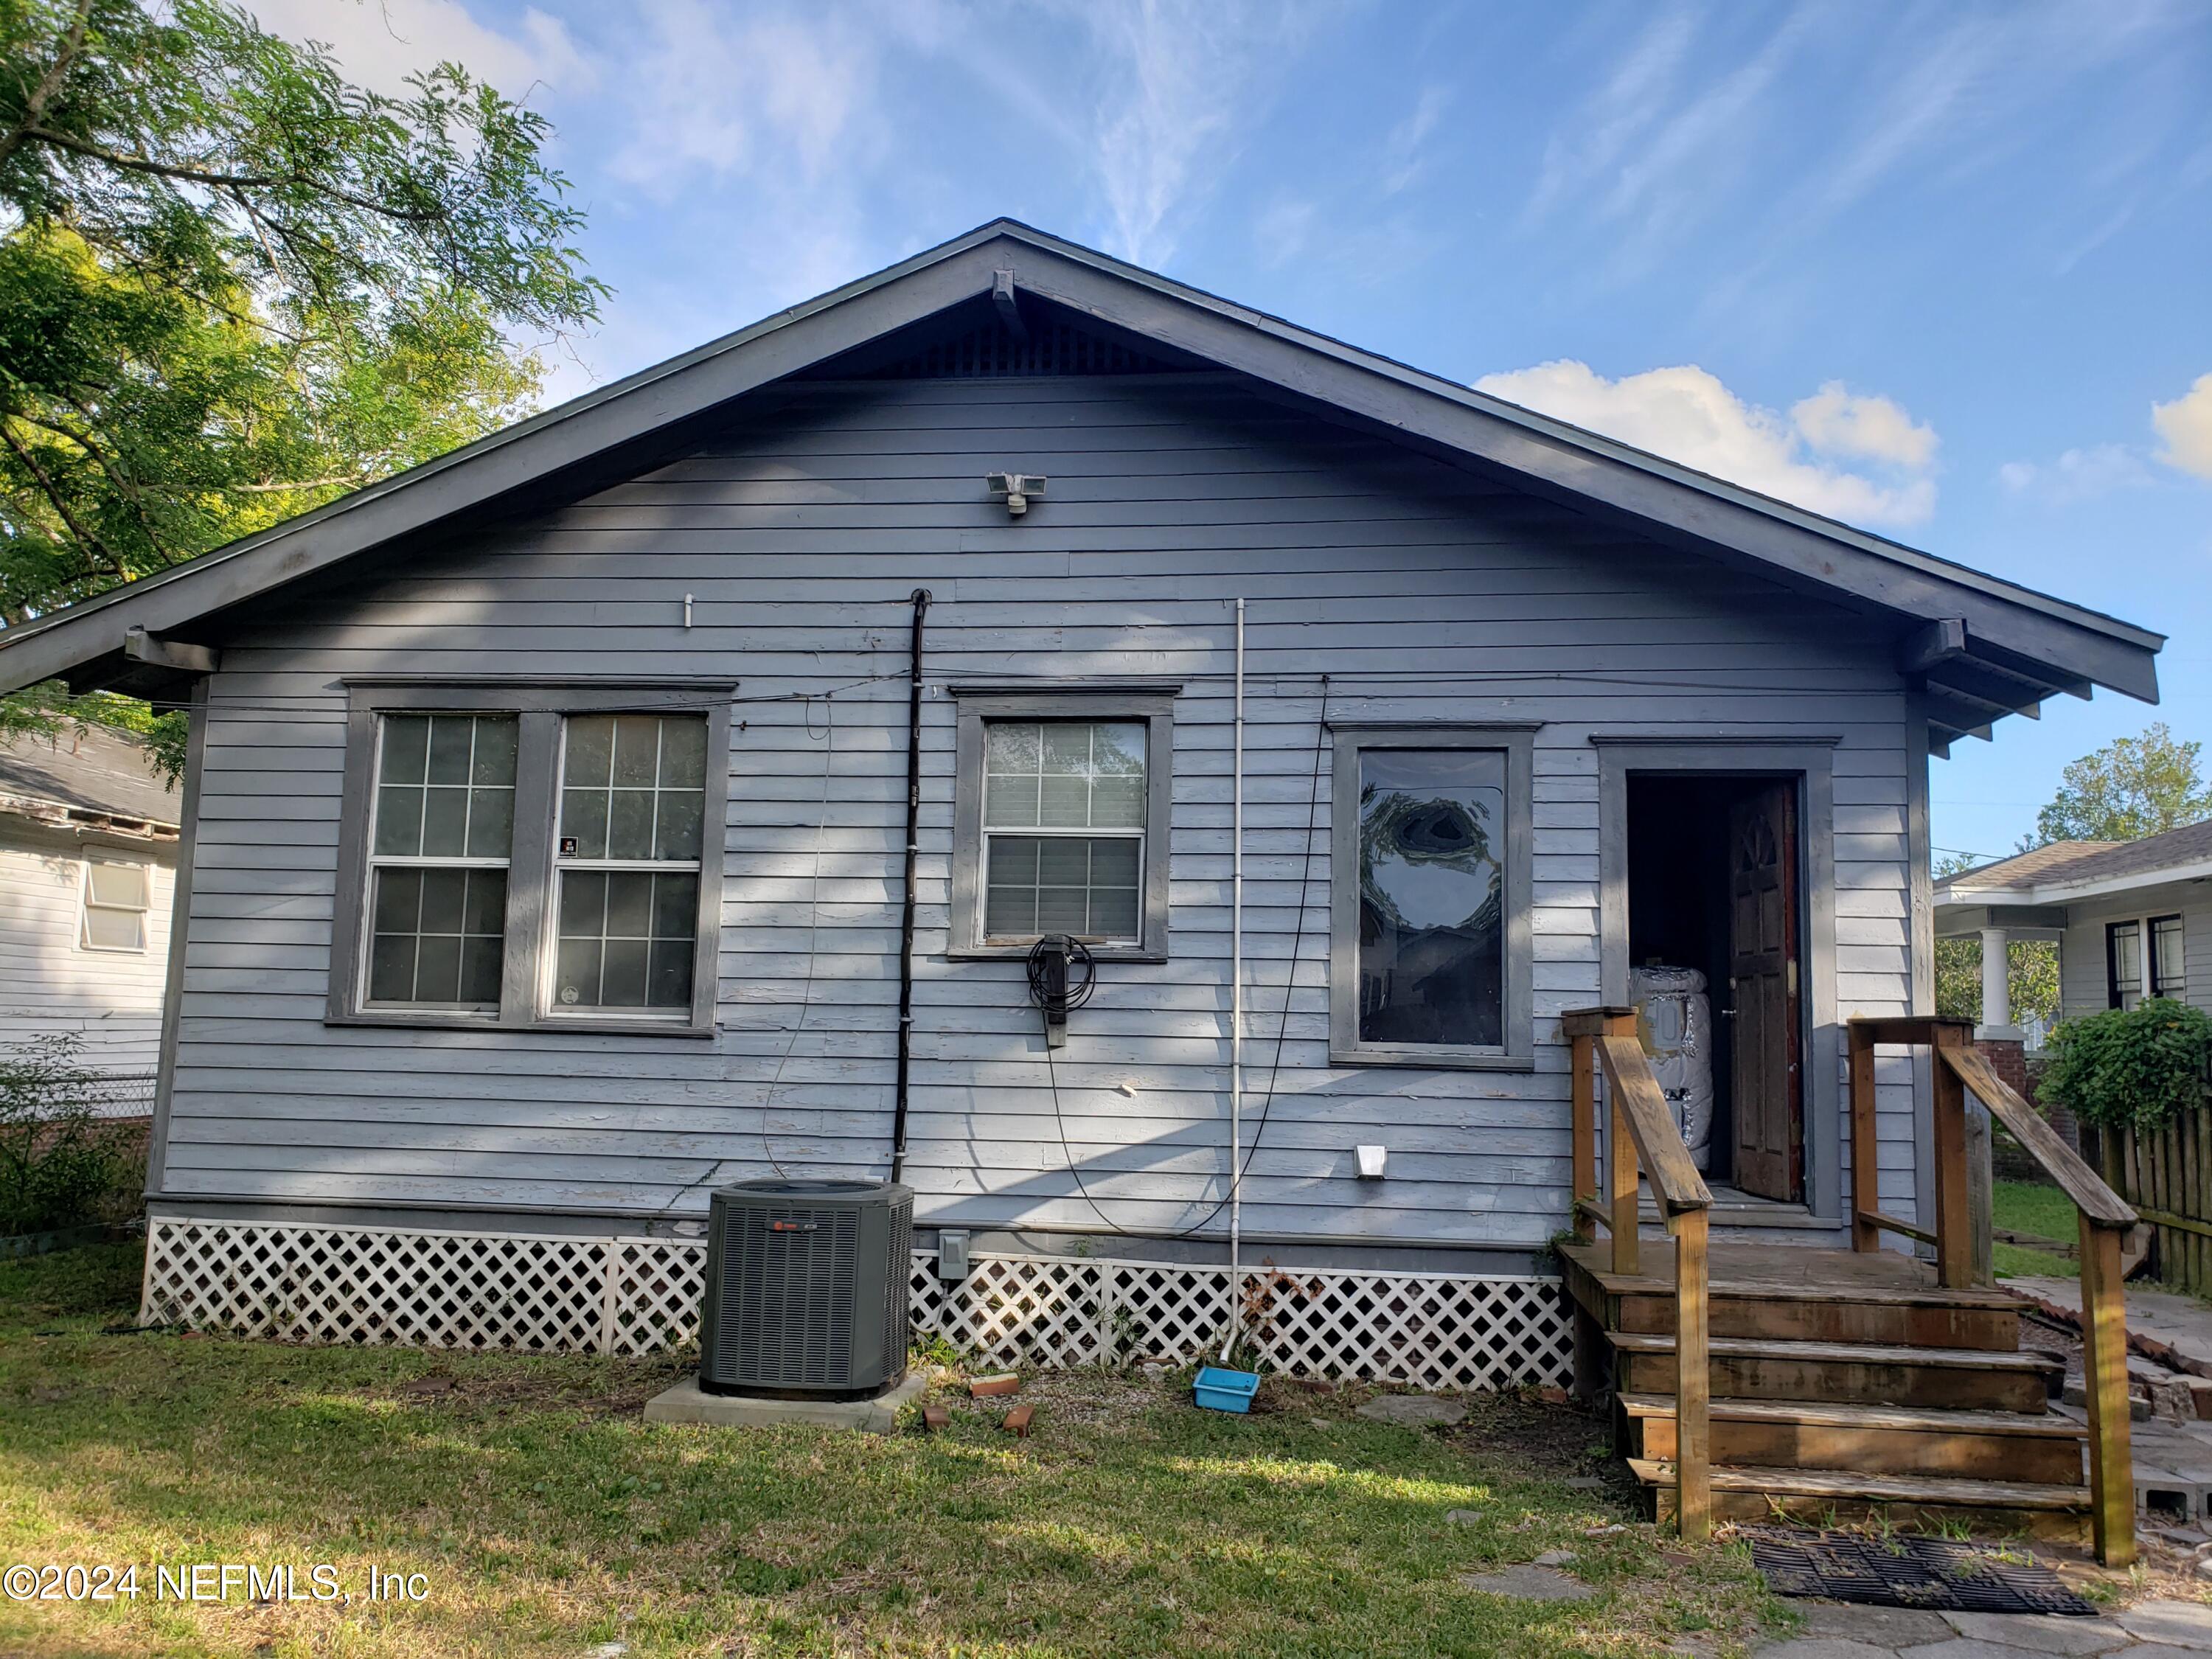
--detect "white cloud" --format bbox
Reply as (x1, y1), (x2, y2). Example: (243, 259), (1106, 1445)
(1067, 0), (1339, 268)
(605, 3), (874, 196)
(1475, 361), (1940, 528)
(2152, 372), (2212, 480)
(1790, 383), (1938, 469)
(246, 0), (594, 100)
(1381, 85), (1452, 195)
(1996, 444), (2152, 504)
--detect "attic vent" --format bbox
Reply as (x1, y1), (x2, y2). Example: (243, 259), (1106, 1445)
(863, 320), (1183, 378)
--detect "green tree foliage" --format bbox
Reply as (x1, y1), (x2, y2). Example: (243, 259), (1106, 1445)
(1932, 852), (2059, 1029)
(2039, 999), (2212, 1129)
(2023, 721), (2212, 849)
(0, 0), (604, 767)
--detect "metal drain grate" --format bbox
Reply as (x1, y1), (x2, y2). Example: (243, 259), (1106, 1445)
(1743, 1528), (2099, 1617)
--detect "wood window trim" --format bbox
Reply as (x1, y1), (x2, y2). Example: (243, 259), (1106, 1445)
(328, 680), (733, 1037)
(2108, 913), (2183, 1008)
(947, 689), (1175, 962)
(1329, 726), (1534, 1071)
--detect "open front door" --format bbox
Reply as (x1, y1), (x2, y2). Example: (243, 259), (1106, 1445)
(1728, 779), (1801, 1200)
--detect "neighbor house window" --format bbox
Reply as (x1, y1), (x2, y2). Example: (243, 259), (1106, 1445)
(1331, 728), (1533, 1069)
(365, 713), (516, 1007)
(950, 690), (1175, 960)
(332, 684), (730, 1034)
(2152, 914), (2186, 1001)
(552, 713), (708, 1015)
(2107, 920), (2143, 1009)
(80, 856), (150, 953)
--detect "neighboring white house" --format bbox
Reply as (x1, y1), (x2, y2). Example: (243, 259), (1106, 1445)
(1933, 823), (2212, 1034)
(0, 726), (179, 1099)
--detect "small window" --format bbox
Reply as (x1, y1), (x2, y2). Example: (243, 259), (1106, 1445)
(1332, 728), (1533, 1069)
(2152, 914), (2186, 1001)
(982, 720), (1146, 942)
(2107, 919), (2143, 1010)
(80, 858), (150, 952)
(950, 691), (1174, 959)
(552, 713), (708, 1014)
(365, 713), (516, 1007)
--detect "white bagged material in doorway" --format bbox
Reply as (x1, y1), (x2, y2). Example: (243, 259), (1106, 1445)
(1630, 965), (1714, 1171)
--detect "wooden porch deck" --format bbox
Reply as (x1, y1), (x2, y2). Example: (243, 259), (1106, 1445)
(1562, 1006), (2140, 1564)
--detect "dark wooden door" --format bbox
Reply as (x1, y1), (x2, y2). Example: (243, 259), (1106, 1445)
(1728, 779), (1801, 1200)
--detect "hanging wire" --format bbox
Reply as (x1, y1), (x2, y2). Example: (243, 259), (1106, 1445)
(1033, 676), (1332, 1242)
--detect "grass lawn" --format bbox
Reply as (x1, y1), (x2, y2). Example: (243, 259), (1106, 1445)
(1992, 1180), (2081, 1280)
(0, 1242), (1781, 1658)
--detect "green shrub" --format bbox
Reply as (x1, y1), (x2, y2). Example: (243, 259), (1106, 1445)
(0, 1034), (139, 1236)
(2039, 999), (2212, 1129)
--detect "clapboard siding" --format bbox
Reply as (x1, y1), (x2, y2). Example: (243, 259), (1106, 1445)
(2057, 886), (2212, 1021)
(0, 832), (175, 1077)
(159, 374), (1921, 1245)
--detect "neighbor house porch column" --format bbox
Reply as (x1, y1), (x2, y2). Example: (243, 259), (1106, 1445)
(1978, 925), (2019, 1039)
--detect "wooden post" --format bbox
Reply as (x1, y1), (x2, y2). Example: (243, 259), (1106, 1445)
(1669, 1206), (1711, 1543)
(1606, 1011), (1642, 1276)
(1848, 1023), (1879, 1252)
(1930, 1024), (1972, 1289)
(2078, 1216), (2136, 1568)
(1571, 1032), (1596, 1245)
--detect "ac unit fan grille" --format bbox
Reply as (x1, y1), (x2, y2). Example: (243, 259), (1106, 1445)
(719, 1205), (859, 1388)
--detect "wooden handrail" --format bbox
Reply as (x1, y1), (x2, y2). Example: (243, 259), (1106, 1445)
(1937, 1046), (2137, 1228)
(1564, 1006), (1712, 1542)
(1598, 1035), (1714, 1218)
(1843, 1015), (2136, 1568)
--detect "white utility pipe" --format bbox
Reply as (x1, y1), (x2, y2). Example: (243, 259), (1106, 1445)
(1223, 598), (1245, 1362)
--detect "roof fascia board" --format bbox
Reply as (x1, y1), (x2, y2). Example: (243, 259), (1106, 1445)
(987, 228), (2160, 657)
(1942, 860), (2212, 908)
(995, 242), (2160, 700)
(0, 241), (1007, 694)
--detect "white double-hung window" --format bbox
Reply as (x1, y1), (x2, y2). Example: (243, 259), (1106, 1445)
(981, 720), (1147, 943)
(80, 856), (152, 953)
(950, 690), (1175, 961)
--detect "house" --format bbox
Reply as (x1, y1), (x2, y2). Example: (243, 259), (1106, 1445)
(1935, 827), (2210, 1034)
(0, 222), (2164, 1544)
(0, 726), (179, 1106)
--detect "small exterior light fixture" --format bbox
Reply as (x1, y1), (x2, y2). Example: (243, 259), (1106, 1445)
(1355, 1145), (1388, 1180)
(986, 472), (1046, 517)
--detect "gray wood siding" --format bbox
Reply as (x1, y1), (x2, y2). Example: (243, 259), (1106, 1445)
(0, 831), (175, 1078)
(159, 374), (1922, 1246)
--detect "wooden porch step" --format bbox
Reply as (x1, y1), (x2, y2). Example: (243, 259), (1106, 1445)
(1627, 1459), (2092, 1544)
(1609, 1333), (2061, 1413)
(1618, 1394), (2087, 1485)
(1559, 1243), (2023, 1350)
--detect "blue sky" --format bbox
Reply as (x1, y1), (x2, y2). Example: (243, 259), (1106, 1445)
(263, 0), (2212, 860)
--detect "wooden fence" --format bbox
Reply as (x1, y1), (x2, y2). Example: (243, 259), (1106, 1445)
(2083, 1107), (2212, 1297)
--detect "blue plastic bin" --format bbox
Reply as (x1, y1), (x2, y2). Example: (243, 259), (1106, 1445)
(1192, 1366), (1262, 1413)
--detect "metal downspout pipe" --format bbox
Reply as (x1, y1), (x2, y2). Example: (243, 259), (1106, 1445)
(888, 588), (931, 1183)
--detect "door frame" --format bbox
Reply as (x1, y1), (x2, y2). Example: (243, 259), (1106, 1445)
(1593, 736), (1842, 1227)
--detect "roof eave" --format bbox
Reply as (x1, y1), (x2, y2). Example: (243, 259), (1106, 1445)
(0, 219), (2164, 712)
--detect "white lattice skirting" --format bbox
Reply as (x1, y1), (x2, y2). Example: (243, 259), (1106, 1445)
(142, 1215), (1573, 1390)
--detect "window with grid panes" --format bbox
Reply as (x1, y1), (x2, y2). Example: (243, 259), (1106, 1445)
(552, 713), (708, 1012)
(981, 720), (1146, 942)
(365, 713), (517, 1006)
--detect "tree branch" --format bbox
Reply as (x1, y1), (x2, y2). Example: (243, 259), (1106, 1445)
(0, 0), (94, 170)
(18, 125), (448, 224)
(1, 420), (119, 572)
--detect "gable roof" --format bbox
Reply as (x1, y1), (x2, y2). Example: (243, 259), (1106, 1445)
(0, 219), (2162, 751)
(0, 726), (178, 833)
(1936, 822), (2212, 910)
